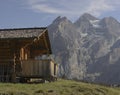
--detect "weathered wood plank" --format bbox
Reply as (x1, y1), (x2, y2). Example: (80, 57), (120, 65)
(19, 60), (57, 79)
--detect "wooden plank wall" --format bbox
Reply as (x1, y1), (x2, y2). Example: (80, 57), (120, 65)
(21, 60), (52, 77)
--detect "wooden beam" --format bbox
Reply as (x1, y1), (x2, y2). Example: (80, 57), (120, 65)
(43, 33), (49, 54)
(32, 49), (48, 56)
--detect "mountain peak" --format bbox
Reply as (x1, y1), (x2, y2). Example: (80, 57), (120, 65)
(99, 16), (120, 29)
(80, 13), (98, 20)
(74, 13), (99, 27)
(52, 16), (69, 25)
(101, 16), (119, 23)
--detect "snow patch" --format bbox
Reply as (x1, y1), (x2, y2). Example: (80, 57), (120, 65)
(89, 20), (101, 28)
(80, 32), (88, 37)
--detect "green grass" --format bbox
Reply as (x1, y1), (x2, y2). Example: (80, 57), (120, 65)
(0, 79), (120, 95)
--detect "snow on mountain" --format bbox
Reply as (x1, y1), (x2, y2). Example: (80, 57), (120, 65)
(89, 20), (101, 28)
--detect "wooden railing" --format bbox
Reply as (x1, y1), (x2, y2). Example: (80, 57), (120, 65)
(0, 59), (57, 82)
(20, 59), (57, 78)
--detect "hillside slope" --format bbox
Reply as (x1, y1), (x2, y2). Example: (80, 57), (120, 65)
(48, 13), (120, 84)
(0, 79), (120, 95)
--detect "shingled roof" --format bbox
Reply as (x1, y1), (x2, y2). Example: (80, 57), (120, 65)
(0, 27), (47, 39)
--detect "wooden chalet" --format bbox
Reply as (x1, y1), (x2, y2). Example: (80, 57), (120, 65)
(0, 27), (57, 82)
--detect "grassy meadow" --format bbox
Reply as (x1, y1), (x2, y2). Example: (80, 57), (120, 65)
(0, 79), (120, 95)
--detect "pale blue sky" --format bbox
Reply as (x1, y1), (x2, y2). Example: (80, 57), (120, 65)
(0, 0), (120, 28)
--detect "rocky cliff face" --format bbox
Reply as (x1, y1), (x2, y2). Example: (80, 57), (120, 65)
(48, 13), (120, 85)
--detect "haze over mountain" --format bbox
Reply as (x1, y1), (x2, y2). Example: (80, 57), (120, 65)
(48, 13), (120, 85)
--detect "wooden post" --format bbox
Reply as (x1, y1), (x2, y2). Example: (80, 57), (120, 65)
(10, 41), (17, 83)
(11, 53), (16, 83)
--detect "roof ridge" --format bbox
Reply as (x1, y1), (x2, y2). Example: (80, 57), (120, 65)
(0, 27), (47, 31)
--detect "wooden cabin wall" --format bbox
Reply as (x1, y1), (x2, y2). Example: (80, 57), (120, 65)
(0, 41), (13, 63)
(0, 40), (15, 82)
(21, 60), (51, 77)
(0, 39), (33, 82)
